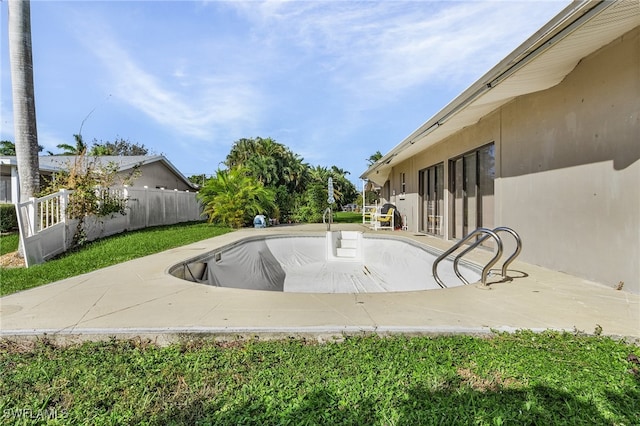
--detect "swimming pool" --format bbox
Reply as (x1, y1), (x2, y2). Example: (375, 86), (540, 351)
(169, 232), (481, 293)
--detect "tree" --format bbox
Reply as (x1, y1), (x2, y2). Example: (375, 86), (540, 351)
(187, 174), (209, 187)
(8, 0), (40, 203)
(224, 137), (309, 221)
(225, 138), (257, 168)
(56, 134), (87, 156)
(198, 167), (276, 228)
(0, 140), (15, 155)
(0, 140), (43, 155)
(366, 150), (383, 166)
(88, 138), (150, 156)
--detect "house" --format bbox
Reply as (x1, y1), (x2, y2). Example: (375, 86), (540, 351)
(360, 0), (639, 293)
(0, 155), (198, 204)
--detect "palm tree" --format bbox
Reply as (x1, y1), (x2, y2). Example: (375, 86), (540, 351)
(8, 0), (40, 202)
(198, 167), (276, 228)
(366, 151), (383, 167)
(225, 138), (256, 168)
(56, 134), (87, 156)
(88, 144), (114, 156)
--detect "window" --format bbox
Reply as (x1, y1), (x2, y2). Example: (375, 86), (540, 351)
(401, 172), (406, 194)
(450, 143), (495, 240)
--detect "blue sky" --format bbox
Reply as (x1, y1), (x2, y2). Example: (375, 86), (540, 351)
(1, 0), (569, 187)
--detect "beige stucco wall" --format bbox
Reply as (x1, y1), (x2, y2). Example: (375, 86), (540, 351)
(125, 161), (194, 192)
(388, 26), (639, 293)
(499, 26), (639, 293)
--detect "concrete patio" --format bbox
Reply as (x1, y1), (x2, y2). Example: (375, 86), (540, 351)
(1, 224), (638, 345)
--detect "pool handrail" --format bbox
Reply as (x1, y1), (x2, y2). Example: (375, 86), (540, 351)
(432, 227), (504, 288)
(452, 226), (523, 285)
(322, 207), (332, 231)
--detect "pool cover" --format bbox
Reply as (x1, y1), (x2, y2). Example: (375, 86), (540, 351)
(202, 235), (479, 293)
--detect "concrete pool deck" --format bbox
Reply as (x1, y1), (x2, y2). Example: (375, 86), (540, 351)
(1, 224), (638, 345)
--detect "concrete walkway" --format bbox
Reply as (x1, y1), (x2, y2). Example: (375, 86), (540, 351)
(1, 224), (638, 345)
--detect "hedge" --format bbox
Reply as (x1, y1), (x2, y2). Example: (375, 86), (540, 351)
(0, 203), (18, 233)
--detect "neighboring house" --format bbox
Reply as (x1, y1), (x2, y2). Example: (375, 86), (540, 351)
(0, 155), (198, 204)
(360, 1), (639, 293)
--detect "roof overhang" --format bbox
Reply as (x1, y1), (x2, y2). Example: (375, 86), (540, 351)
(360, 0), (640, 186)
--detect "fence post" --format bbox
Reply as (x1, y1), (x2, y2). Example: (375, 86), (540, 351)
(123, 185), (130, 230)
(144, 186), (149, 228)
(27, 197), (37, 236)
(60, 189), (68, 249)
(161, 188), (166, 223)
(175, 189), (179, 224)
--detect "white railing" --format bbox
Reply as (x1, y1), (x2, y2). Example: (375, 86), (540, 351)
(37, 190), (66, 232)
(15, 186), (202, 267)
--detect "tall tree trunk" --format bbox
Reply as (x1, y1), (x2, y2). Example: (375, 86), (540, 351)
(8, 0), (40, 202)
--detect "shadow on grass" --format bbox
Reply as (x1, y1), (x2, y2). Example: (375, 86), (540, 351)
(145, 382), (640, 425)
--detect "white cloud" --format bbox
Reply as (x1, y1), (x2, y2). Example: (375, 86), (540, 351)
(226, 1), (568, 103)
(74, 25), (263, 143)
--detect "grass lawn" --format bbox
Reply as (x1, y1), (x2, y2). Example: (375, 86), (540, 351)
(333, 211), (363, 224)
(0, 232), (19, 256)
(0, 222), (231, 296)
(0, 331), (638, 425)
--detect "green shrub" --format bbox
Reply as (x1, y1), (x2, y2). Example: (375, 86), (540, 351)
(0, 203), (18, 233)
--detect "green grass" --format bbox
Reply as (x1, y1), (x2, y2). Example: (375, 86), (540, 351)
(333, 211), (363, 224)
(0, 232), (19, 255)
(0, 222), (231, 296)
(0, 331), (638, 425)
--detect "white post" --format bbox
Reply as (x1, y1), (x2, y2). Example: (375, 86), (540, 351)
(10, 165), (19, 204)
(361, 179), (365, 224)
(60, 189), (68, 250)
(144, 186), (149, 228)
(161, 187), (166, 224)
(123, 185), (130, 230)
(174, 189), (179, 224)
(27, 197), (36, 236)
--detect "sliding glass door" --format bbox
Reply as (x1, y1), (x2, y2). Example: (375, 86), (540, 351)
(450, 144), (495, 240)
(419, 163), (444, 235)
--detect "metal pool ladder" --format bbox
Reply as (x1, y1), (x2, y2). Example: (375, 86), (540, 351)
(432, 226), (522, 288)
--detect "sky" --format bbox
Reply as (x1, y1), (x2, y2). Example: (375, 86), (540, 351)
(1, 0), (570, 188)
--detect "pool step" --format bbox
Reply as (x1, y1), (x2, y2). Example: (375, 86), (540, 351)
(335, 231), (360, 258)
(336, 247), (357, 258)
(327, 231), (362, 261)
(339, 239), (358, 249)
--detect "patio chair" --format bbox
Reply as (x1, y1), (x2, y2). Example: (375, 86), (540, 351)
(363, 206), (378, 228)
(374, 208), (395, 230)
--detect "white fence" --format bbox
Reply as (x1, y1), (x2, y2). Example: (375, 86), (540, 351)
(15, 186), (203, 267)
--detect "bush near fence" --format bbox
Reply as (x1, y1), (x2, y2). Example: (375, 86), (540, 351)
(0, 203), (18, 233)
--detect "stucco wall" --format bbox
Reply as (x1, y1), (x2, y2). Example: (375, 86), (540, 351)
(126, 161), (194, 191)
(499, 26), (639, 293)
(389, 26), (639, 293)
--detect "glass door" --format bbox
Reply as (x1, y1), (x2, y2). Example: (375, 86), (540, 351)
(450, 143), (495, 240)
(419, 163), (444, 235)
